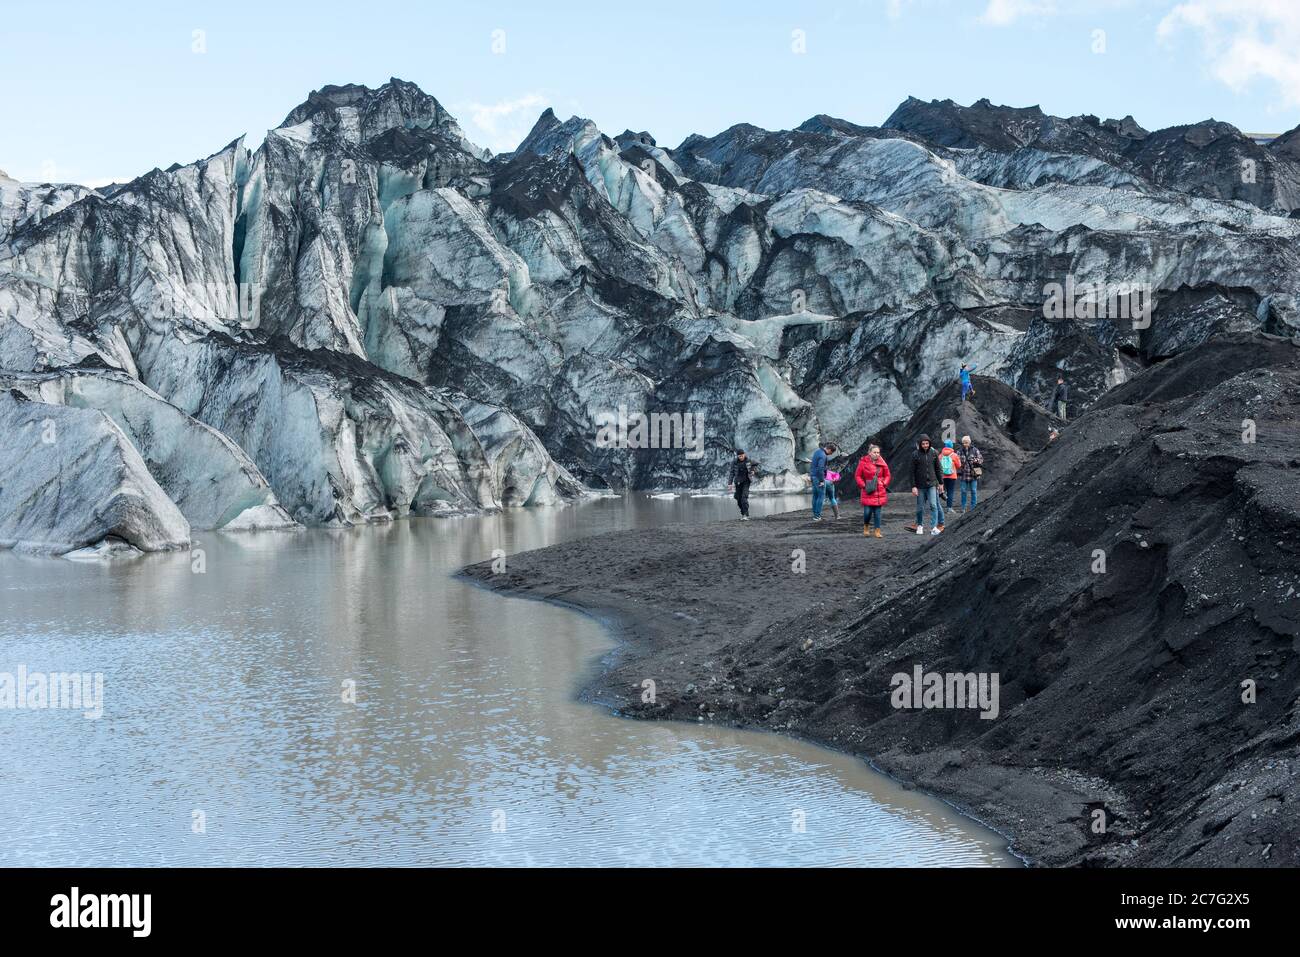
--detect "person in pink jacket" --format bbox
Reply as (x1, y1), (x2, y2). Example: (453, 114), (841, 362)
(855, 444), (891, 538)
(824, 469), (842, 519)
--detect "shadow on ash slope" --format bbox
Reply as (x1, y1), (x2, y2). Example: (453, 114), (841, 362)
(780, 334), (1300, 866)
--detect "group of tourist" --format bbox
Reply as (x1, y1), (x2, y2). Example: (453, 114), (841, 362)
(807, 433), (984, 536)
(899, 433), (984, 536)
(728, 366), (1070, 532)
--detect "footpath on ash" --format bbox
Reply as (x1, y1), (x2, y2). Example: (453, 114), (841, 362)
(464, 333), (1300, 867)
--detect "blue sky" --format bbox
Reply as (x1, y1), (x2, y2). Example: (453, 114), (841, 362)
(4, 0), (1300, 185)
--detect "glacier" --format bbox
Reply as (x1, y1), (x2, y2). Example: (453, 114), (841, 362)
(3, 81), (1299, 552)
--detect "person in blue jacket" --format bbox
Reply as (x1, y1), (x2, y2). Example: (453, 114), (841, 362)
(809, 442), (836, 521)
(959, 363), (977, 402)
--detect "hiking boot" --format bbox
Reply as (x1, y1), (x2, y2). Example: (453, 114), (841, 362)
(832, 505), (840, 519)
(915, 525), (925, 536)
(863, 526), (871, 537)
(873, 528), (883, 539)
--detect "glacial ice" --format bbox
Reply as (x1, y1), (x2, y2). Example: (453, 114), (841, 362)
(2, 370), (296, 531)
(4, 78), (1298, 546)
(0, 391), (190, 555)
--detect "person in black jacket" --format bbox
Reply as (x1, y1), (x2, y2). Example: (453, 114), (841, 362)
(907, 434), (946, 535)
(727, 449), (755, 520)
(1052, 377), (1068, 421)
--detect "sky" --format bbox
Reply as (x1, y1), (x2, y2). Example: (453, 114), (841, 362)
(3, 0), (1300, 186)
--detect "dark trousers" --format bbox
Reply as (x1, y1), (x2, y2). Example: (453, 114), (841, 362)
(734, 483), (750, 517)
(811, 478), (826, 518)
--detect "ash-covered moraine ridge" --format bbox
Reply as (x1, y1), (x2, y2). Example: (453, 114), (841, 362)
(3, 82), (1299, 553)
(466, 334), (1300, 868)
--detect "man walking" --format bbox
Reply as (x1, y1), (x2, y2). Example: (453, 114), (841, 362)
(907, 434), (946, 536)
(1052, 376), (1068, 421)
(957, 435), (983, 512)
(728, 449), (755, 520)
(809, 442), (836, 522)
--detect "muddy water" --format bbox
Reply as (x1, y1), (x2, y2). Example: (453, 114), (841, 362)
(0, 494), (1017, 866)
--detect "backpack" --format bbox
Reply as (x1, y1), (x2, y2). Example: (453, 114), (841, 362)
(939, 452), (956, 477)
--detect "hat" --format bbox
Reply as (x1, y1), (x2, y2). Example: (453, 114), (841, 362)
(943, 440), (954, 448)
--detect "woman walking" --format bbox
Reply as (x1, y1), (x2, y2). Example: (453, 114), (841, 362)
(855, 444), (891, 538)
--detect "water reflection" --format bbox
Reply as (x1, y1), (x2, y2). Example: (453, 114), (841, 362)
(0, 494), (1016, 866)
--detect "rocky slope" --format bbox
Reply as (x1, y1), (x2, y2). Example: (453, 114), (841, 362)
(832, 373), (1059, 497)
(4, 84), (1300, 551)
(465, 333), (1299, 866)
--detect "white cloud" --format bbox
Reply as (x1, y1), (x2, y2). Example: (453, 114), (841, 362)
(457, 93), (550, 154)
(1158, 1), (1300, 107)
(979, 0), (1059, 25)
(973, 0), (1148, 28)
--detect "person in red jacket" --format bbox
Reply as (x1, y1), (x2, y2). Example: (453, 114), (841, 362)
(855, 444), (891, 538)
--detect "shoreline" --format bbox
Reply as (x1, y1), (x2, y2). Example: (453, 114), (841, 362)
(459, 501), (1090, 864)
(457, 552), (1031, 866)
(462, 398), (1299, 872)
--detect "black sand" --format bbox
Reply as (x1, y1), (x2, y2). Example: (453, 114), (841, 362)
(463, 335), (1300, 867)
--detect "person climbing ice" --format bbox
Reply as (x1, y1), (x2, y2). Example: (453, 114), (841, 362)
(959, 363), (977, 403)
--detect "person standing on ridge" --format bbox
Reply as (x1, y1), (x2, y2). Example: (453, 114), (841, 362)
(728, 449), (755, 520)
(855, 444), (890, 538)
(956, 435), (983, 512)
(809, 442), (836, 522)
(907, 434), (946, 535)
(959, 363), (977, 403)
(1053, 376), (1069, 421)
(938, 440), (961, 511)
